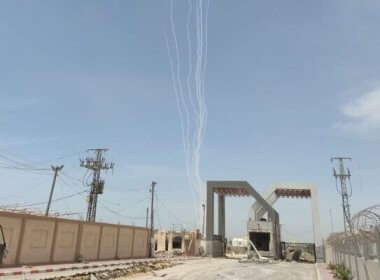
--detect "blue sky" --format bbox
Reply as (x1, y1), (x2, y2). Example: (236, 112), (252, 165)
(1, 0), (380, 242)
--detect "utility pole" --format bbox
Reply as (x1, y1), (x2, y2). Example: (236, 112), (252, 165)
(331, 157), (352, 233)
(329, 209), (334, 233)
(202, 204), (205, 237)
(149, 181), (157, 257)
(45, 165), (64, 217)
(146, 207), (149, 228)
(80, 149), (114, 222)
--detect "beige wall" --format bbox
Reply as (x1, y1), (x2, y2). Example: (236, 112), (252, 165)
(79, 224), (101, 261)
(0, 211), (149, 267)
(19, 219), (55, 264)
(98, 226), (118, 260)
(132, 229), (148, 257)
(117, 227), (133, 259)
(52, 222), (79, 263)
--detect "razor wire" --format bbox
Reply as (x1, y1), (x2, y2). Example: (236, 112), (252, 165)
(351, 203), (380, 242)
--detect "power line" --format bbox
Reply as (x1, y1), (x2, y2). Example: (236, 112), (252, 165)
(0, 164), (50, 171)
(155, 192), (161, 229)
(61, 172), (87, 189)
(3, 190), (88, 208)
(30, 151), (87, 164)
(101, 195), (150, 209)
(106, 185), (149, 192)
(0, 153), (47, 170)
(97, 201), (146, 220)
(0, 177), (52, 201)
(155, 190), (188, 224)
(59, 175), (84, 193)
(281, 226), (312, 238)
(58, 178), (72, 214)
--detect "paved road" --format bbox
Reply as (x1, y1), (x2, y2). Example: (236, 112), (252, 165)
(125, 258), (318, 280)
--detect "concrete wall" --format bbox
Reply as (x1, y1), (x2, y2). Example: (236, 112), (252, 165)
(326, 241), (380, 280)
(0, 211), (149, 267)
(156, 231), (166, 252)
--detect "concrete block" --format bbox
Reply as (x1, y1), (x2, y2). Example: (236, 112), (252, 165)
(117, 227), (133, 258)
(132, 229), (148, 257)
(79, 224), (101, 261)
(19, 219), (55, 264)
(98, 226), (118, 260)
(52, 222), (79, 263)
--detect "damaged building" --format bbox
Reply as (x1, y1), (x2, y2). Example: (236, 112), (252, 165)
(154, 229), (202, 256)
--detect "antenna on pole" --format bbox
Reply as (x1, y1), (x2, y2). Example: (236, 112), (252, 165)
(80, 149), (114, 222)
(331, 157), (352, 233)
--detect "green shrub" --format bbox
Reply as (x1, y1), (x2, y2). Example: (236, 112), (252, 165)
(328, 263), (352, 280)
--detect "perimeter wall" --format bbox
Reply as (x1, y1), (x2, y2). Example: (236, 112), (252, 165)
(0, 211), (149, 266)
(326, 238), (380, 280)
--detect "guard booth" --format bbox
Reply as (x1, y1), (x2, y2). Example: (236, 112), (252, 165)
(205, 181), (281, 259)
(250, 183), (323, 261)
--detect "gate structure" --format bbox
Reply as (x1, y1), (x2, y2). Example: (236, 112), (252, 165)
(249, 183), (323, 261)
(206, 181), (281, 258)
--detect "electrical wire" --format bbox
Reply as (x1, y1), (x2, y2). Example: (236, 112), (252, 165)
(0, 153), (48, 170)
(0, 177), (52, 201)
(155, 193), (161, 229)
(58, 178), (72, 213)
(59, 175), (85, 193)
(106, 185), (149, 192)
(281, 226), (312, 238)
(154, 191), (188, 224)
(97, 201), (146, 220)
(61, 172), (87, 189)
(3, 190), (88, 208)
(0, 163), (50, 171)
(118, 196), (150, 211)
(30, 151), (87, 164)
(100, 195), (150, 209)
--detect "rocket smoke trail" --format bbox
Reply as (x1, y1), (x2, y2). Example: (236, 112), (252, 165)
(167, 0), (210, 227)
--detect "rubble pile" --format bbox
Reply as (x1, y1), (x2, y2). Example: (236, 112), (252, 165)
(46, 261), (173, 280)
(238, 257), (280, 264)
(285, 248), (315, 263)
(154, 249), (184, 258)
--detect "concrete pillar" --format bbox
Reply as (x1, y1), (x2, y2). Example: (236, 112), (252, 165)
(206, 183), (214, 256)
(310, 188), (322, 247)
(168, 232), (173, 253)
(218, 195), (225, 241)
(181, 232), (185, 253)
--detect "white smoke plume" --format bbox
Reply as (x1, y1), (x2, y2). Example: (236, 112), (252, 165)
(166, 0), (210, 227)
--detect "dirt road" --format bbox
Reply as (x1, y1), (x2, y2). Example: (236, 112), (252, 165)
(125, 258), (318, 280)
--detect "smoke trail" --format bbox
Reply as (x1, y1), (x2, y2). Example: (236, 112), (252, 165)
(167, 0), (210, 227)
(193, 0), (209, 222)
(168, 1), (199, 222)
(186, 0), (197, 116)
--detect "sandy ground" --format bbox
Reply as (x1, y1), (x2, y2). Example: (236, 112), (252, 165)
(124, 258), (318, 280)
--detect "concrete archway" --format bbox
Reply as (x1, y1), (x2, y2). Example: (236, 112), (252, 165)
(249, 183), (322, 259)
